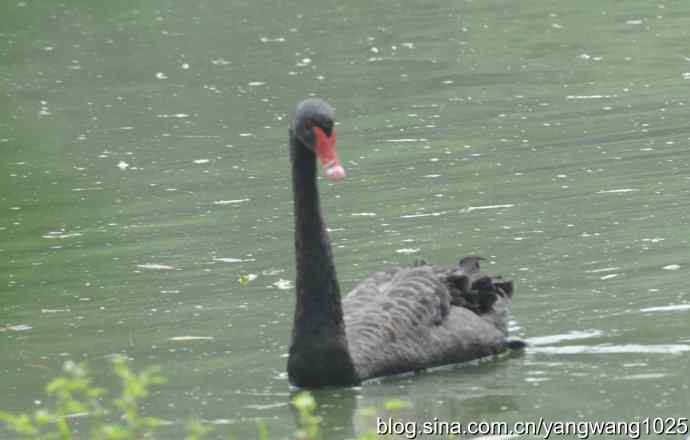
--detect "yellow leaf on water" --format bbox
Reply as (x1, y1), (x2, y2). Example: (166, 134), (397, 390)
(238, 274), (257, 285)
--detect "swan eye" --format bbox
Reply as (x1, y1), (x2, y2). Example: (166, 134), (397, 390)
(307, 117), (333, 137)
(321, 120), (334, 136)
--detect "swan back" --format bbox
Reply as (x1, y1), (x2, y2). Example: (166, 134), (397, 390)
(342, 258), (513, 380)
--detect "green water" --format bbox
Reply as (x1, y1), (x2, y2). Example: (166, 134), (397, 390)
(2, 0), (689, 438)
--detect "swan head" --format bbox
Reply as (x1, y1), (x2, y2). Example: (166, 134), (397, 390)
(291, 98), (345, 182)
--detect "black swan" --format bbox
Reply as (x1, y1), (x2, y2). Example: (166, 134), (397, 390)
(287, 98), (521, 388)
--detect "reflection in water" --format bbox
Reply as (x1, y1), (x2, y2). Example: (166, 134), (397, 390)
(286, 358), (525, 438)
(526, 330), (603, 346)
(290, 388), (359, 439)
(531, 344), (690, 355)
(356, 360), (522, 437)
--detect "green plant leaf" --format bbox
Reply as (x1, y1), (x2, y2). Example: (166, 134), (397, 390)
(255, 418), (269, 440)
(383, 399), (411, 411)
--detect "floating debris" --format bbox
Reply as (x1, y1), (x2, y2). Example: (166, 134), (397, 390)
(42, 231), (83, 239)
(662, 264), (680, 270)
(0, 324), (32, 332)
(156, 113), (190, 119)
(566, 94), (616, 100)
(586, 267), (620, 273)
(262, 268), (285, 276)
(273, 279), (293, 290)
(239, 273), (258, 285)
(244, 402), (287, 410)
(169, 336), (214, 341)
(640, 238), (664, 243)
(400, 212), (447, 219)
(193, 159), (210, 164)
(213, 199), (250, 205)
(117, 161), (129, 170)
(137, 263), (175, 270)
(385, 138), (428, 143)
(577, 54), (603, 61)
(259, 36), (286, 43)
(211, 58), (231, 65)
(464, 204), (515, 213)
(396, 248), (420, 254)
(213, 257), (256, 263)
(525, 377), (551, 383)
(640, 304), (690, 313)
(597, 188), (638, 194)
(351, 212), (376, 217)
(619, 373), (667, 380)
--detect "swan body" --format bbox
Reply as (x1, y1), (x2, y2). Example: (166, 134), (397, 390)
(287, 98), (519, 388)
(343, 259), (514, 380)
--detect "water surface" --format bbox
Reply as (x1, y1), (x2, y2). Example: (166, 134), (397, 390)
(2, 0), (689, 438)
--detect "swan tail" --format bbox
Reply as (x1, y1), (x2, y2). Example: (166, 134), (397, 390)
(440, 256), (514, 317)
(506, 338), (527, 350)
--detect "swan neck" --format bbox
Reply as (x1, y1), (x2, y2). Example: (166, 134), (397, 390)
(288, 133), (358, 386)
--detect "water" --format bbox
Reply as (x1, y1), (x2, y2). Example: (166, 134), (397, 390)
(2, 0), (689, 438)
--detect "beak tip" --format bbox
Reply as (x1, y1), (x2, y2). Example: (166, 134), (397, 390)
(325, 165), (346, 182)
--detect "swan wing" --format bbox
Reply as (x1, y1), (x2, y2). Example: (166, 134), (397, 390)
(342, 261), (512, 380)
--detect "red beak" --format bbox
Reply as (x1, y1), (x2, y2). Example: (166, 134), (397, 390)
(313, 126), (345, 181)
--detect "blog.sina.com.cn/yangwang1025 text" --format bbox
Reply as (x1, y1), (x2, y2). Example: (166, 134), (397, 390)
(376, 416), (689, 439)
